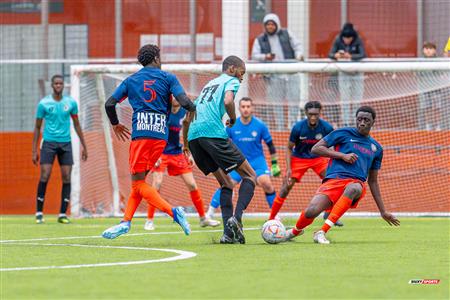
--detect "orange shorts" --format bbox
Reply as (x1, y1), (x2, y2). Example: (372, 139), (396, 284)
(291, 157), (329, 182)
(152, 153), (192, 176)
(129, 139), (167, 174)
(316, 178), (367, 208)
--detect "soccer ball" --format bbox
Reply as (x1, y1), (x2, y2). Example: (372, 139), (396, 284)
(261, 220), (286, 244)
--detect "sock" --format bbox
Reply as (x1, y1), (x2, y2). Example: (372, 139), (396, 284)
(210, 188), (221, 209)
(59, 183), (71, 214)
(219, 187), (233, 236)
(322, 195), (352, 233)
(135, 181), (174, 218)
(190, 189), (205, 218)
(234, 178), (255, 223)
(269, 194), (286, 220)
(123, 180), (144, 222)
(293, 210), (315, 235)
(265, 192), (276, 208)
(36, 181), (48, 213)
(206, 205), (215, 217)
(147, 205), (156, 219)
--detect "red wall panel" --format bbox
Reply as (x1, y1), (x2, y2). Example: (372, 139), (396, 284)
(309, 0), (341, 58)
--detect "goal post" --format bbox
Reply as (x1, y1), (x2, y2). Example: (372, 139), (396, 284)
(70, 60), (450, 218)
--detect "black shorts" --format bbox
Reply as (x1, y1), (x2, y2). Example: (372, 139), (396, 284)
(40, 141), (73, 165)
(188, 138), (245, 175)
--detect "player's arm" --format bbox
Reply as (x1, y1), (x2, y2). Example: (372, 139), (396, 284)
(182, 111), (194, 157)
(224, 91), (236, 127)
(32, 118), (43, 165)
(285, 141), (295, 180)
(312, 139), (358, 164)
(368, 169), (400, 226)
(266, 140), (280, 177)
(71, 115), (88, 161)
(175, 93), (196, 112)
(105, 96), (131, 141)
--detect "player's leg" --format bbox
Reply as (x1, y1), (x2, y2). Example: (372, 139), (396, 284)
(56, 142), (74, 224)
(256, 174), (276, 208)
(206, 171), (239, 219)
(179, 172), (220, 227)
(144, 171), (163, 231)
(211, 168), (236, 242)
(35, 141), (57, 224)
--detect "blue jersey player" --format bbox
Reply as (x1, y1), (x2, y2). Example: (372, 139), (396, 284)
(102, 44), (196, 239)
(183, 56), (257, 244)
(206, 97), (281, 219)
(281, 106), (400, 244)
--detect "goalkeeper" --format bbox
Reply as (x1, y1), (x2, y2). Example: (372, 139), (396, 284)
(268, 101), (338, 224)
(206, 97), (280, 218)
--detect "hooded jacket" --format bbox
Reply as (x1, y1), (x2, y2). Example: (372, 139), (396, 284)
(328, 23), (366, 60)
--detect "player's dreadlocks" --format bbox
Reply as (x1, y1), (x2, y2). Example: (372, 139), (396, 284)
(137, 44), (160, 66)
(356, 106), (376, 120)
(222, 55), (244, 72)
(304, 100), (322, 111)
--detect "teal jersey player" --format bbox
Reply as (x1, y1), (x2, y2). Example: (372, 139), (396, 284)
(187, 74), (240, 141)
(36, 95), (78, 143)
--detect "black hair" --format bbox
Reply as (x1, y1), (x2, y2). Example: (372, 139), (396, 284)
(51, 74), (64, 83)
(304, 100), (322, 111)
(341, 22), (357, 38)
(239, 97), (252, 104)
(222, 55), (244, 72)
(138, 44), (160, 66)
(356, 106), (376, 120)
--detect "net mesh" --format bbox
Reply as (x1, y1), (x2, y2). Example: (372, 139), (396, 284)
(74, 66), (450, 217)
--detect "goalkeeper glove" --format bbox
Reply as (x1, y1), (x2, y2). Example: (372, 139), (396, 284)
(271, 159), (281, 177)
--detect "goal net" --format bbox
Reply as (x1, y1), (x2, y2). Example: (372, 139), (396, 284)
(70, 61), (450, 217)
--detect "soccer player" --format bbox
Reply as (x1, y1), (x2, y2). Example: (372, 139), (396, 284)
(269, 101), (341, 225)
(205, 97), (280, 219)
(32, 74), (88, 224)
(101, 44), (196, 239)
(144, 99), (220, 230)
(282, 106), (400, 244)
(183, 56), (257, 244)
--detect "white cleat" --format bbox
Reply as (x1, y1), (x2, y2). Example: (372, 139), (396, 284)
(313, 230), (330, 244)
(144, 220), (155, 231)
(199, 217), (221, 227)
(281, 228), (304, 242)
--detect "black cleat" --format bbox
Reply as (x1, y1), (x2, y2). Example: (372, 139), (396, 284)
(226, 216), (245, 244)
(334, 220), (344, 227)
(219, 234), (236, 244)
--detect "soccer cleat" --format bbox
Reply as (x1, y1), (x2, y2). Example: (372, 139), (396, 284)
(199, 217), (221, 228)
(226, 216), (245, 244)
(35, 214), (45, 224)
(57, 216), (71, 224)
(313, 230), (330, 244)
(144, 220), (155, 231)
(334, 220), (344, 227)
(219, 234), (236, 244)
(102, 221), (131, 239)
(172, 207), (191, 235)
(281, 228), (304, 242)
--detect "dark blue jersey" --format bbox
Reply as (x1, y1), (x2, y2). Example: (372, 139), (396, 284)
(163, 108), (186, 155)
(289, 119), (334, 159)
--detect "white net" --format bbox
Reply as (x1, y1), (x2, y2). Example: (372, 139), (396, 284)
(71, 62), (450, 217)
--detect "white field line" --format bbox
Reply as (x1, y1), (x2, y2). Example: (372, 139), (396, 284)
(0, 227), (260, 244)
(0, 243), (197, 272)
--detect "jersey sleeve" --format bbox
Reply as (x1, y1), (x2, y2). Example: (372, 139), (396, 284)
(325, 122), (334, 135)
(289, 124), (300, 143)
(371, 148), (383, 170)
(322, 129), (345, 147)
(36, 102), (45, 119)
(224, 78), (240, 94)
(70, 99), (79, 115)
(168, 73), (185, 97)
(112, 79), (128, 102)
(261, 122), (273, 144)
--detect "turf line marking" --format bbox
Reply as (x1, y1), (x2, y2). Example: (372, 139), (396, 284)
(0, 243), (197, 272)
(0, 227), (260, 243)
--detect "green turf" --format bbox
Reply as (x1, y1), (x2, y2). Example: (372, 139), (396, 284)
(1, 216), (448, 299)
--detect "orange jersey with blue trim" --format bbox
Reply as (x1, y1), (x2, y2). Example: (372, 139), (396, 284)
(323, 127), (383, 182)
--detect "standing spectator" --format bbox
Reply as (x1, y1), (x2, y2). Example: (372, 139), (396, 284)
(251, 13), (303, 131)
(329, 23), (366, 126)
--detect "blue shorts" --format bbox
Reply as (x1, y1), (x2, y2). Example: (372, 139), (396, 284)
(229, 156), (270, 182)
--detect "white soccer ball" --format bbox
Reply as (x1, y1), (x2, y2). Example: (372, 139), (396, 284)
(261, 219), (286, 244)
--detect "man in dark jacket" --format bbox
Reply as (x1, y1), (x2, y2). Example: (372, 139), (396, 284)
(329, 23), (366, 127)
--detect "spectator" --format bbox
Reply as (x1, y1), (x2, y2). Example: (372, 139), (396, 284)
(443, 37), (450, 57)
(329, 23), (366, 126)
(251, 13), (303, 130)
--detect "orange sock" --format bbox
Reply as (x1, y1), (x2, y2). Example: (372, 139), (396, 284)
(190, 189), (205, 218)
(293, 210), (314, 234)
(147, 205), (156, 219)
(269, 195), (286, 220)
(123, 180), (144, 222)
(135, 181), (174, 217)
(322, 195), (352, 233)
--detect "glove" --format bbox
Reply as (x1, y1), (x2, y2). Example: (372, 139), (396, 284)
(271, 160), (281, 177)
